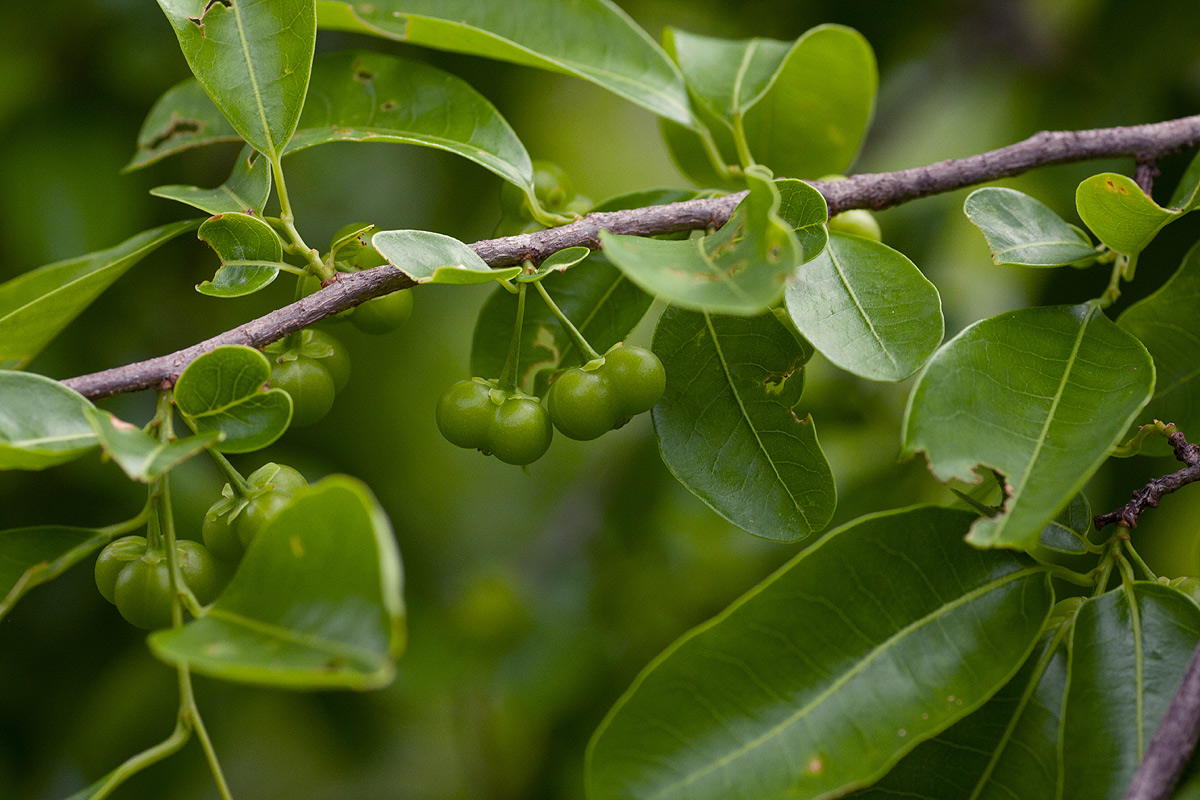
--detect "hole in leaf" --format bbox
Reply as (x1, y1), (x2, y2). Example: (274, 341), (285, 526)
(380, 100), (397, 112)
(354, 68), (376, 83)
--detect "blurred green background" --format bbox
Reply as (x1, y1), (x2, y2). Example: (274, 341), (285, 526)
(2, 1), (1200, 797)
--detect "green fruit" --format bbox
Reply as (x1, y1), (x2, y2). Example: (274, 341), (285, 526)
(303, 330), (351, 392)
(202, 502), (243, 562)
(351, 291), (413, 335)
(436, 378), (496, 449)
(235, 489), (293, 549)
(94, 535), (148, 604)
(489, 396), (554, 465)
(271, 357), (336, 427)
(435, 379), (553, 465)
(547, 345), (666, 440)
(828, 208), (882, 241)
(96, 537), (223, 629)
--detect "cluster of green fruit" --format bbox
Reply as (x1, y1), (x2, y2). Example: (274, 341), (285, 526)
(93, 463), (308, 628)
(436, 343), (666, 466)
(275, 227), (414, 427)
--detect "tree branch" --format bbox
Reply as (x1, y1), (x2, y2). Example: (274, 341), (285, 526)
(1095, 431), (1200, 530)
(62, 113), (1200, 399)
(1095, 430), (1200, 800)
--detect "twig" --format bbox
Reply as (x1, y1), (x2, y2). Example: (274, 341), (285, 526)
(1135, 157), (1161, 196)
(1097, 429), (1200, 800)
(62, 113), (1200, 400)
(1095, 431), (1200, 530)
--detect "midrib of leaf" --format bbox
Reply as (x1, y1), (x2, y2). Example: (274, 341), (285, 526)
(1122, 583), (1146, 758)
(646, 565), (1047, 800)
(1001, 307), (1093, 536)
(207, 606), (389, 667)
(704, 313), (810, 539)
(992, 239), (1089, 258)
(231, 0), (279, 160)
(826, 241), (900, 373)
(3, 433), (94, 449)
(966, 622), (1071, 800)
(729, 40), (761, 115)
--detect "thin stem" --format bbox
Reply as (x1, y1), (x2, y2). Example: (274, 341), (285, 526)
(1116, 546), (1139, 588)
(155, 394), (203, 621)
(534, 280), (601, 361)
(84, 720), (191, 800)
(270, 158), (329, 279)
(1095, 254), (1127, 309)
(178, 666), (234, 800)
(497, 283), (527, 393)
(1094, 548), (1117, 597)
(207, 449), (253, 497)
(695, 125), (736, 181)
(1047, 564), (1098, 588)
(96, 505), (153, 539)
(731, 113), (755, 168)
(1123, 538), (1160, 581)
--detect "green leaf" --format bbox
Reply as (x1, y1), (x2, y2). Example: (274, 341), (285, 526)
(784, 231), (943, 381)
(0, 526), (109, 622)
(586, 506), (1053, 800)
(964, 187), (1099, 268)
(774, 178), (829, 256)
(156, 0), (316, 161)
(741, 25), (877, 179)
(514, 246), (593, 283)
(600, 167), (804, 315)
(663, 28), (791, 123)
(195, 213), (286, 298)
(314, 0), (694, 126)
(1169, 150), (1200, 213)
(902, 305), (1155, 549)
(174, 346), (292, 453)
(472, 254), (653, 395)
(125, 77), (240, 170)
(85, 408), (221, 483)
(0, 372), (98, 470)
(1076, 173), (1180, 256)
(372, 230), (518, 285)
(659, 116), (739, 190)
(651, 307), (835, 541)
(0, 221), (201, 369)
(848, 621), (1071, 800)
(1038, 493), (1092, 555)
(149, 475), (405, 690)
(1118, 241), (1200, 449)
(287, 50), (534, 193)
(1062, 583), (1200, 800)
(151, 145), (272, 216)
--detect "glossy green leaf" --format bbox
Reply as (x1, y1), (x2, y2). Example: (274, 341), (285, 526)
(586, 506), (1054, 800)
(125, 77), (239, 170)
(600, 167), (803, 315)
(964, 187), (1099, 268)
(659, 116), (739, 190)
(514, 246), (593, 283)
(373, 230), (518, 285)
(0, 221), (201, 369)
(1038, 493), (1092, 555)
(0, 526), (109, 621)
(287, 50), (533, 192)
(663, 28), (790, 123)
(84, 408), (221, 483)
(156, 0), (316, 160)
(742, 25), (877, 179)
(651, 307), (835, 540)
(174, 346), (292, 453)
(1062, 583), (1200, 800)
(0, 372), (97, 470)
(902, 305), (1154, 549)
(149, 475), (406, 690)
(785, 231), (942, 381)
(774, 178), (829, 256)
(472, 254), (653, 395)
(151, 145), (272, 216)
(1118, 241), (1200, 449)
(196, 213), (286, 298)
(314, 0), (693, 126)
(1076, 173), (1179, 256)
(849, 620), (1071, 800)
(1168, 150), (1200, 213)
